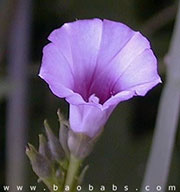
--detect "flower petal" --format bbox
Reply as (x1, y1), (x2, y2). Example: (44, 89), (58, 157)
(103, 90), (134, 109)
(49, 19), (103, 101)
(39, 43), (89, 105)
(48, 23), (73, 67)
(69, 103), (114, 138)
(113, 49), (161, 95)
(39, 43), (74, 90)
(89, 28), (151, 103)
(96, 19), (136, 67)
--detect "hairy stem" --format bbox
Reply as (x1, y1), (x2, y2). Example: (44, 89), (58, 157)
(64, 154), (82, 192)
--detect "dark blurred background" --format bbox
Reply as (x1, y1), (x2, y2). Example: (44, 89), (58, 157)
(0, 0), (179, 191)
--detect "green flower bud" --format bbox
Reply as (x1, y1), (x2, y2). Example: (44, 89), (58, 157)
(57, 109), (70, 158)
(26, 144), (53, 178)
(44, 120), (65, 161)
(38, 134), (52, 160)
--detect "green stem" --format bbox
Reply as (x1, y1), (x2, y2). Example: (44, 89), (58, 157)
(64, 154), (82, 192)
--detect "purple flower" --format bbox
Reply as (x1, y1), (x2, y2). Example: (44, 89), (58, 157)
(39, 18), (161, 138)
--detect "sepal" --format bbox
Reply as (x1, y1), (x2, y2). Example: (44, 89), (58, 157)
(68, 130), (94, 159)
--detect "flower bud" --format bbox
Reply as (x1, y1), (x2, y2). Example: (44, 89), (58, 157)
(57, 109), (70, 158)
(67, 130), (94, 159)
(26, 144), (53, 178)
(38, 134), (52, 160)
(44, 120), (65, 161)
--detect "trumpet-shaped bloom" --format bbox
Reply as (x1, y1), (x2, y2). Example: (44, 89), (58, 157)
(39, 18), (161, 138)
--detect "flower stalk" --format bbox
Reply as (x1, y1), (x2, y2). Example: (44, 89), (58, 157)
(64, 154), (82, 192)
